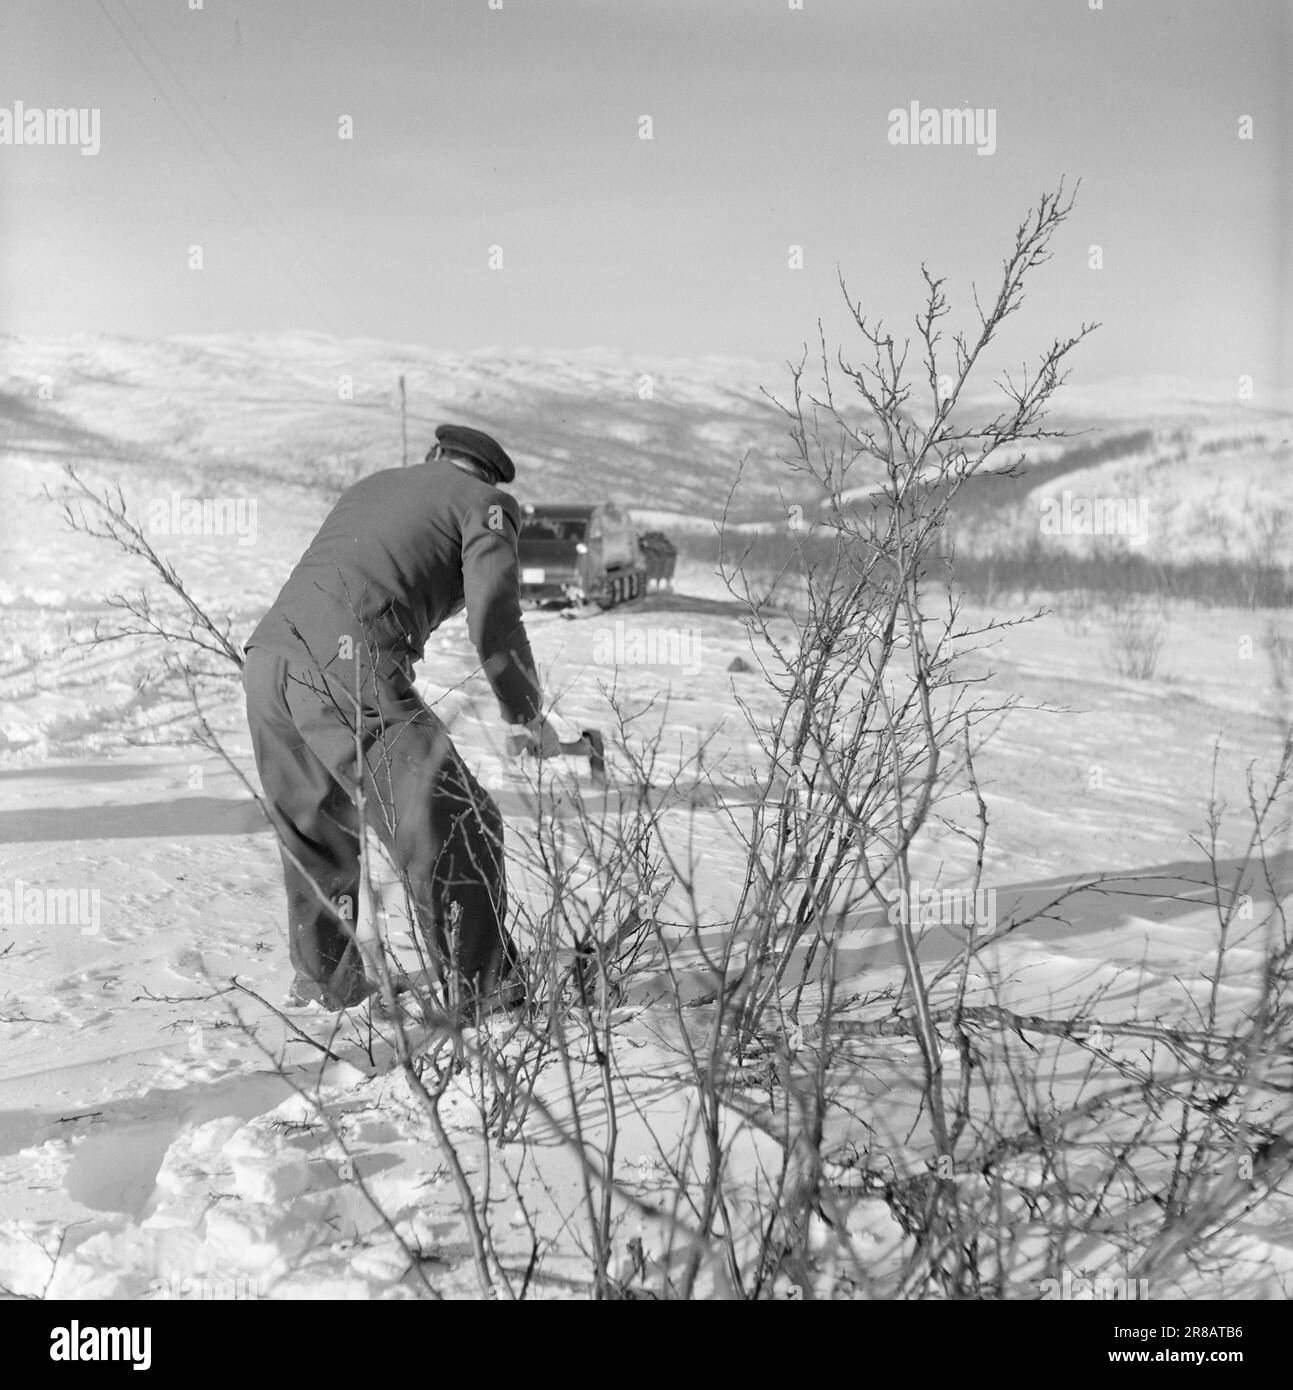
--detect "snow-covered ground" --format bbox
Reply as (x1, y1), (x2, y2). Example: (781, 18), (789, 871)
(1, 335), (1290, 1299)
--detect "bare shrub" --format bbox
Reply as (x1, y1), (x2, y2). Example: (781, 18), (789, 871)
(1105, 598), (1167, 679)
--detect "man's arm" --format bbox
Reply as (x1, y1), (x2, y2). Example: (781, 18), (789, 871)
(460, 489), (544, 725)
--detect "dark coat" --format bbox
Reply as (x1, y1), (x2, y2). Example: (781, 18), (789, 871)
(246, 458), (541, 725)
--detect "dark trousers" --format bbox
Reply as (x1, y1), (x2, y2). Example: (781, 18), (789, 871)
(241, 644), (513, 1004)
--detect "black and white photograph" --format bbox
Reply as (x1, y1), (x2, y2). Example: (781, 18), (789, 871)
(0, 0), (1289, 1332)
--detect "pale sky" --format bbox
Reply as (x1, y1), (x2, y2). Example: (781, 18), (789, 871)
(1, 0), (1288, 393)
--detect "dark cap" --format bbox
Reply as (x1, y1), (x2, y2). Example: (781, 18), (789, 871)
(434, 424), (516, 485)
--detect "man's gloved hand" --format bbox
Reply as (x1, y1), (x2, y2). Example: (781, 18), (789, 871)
(519, 715), (562, 758)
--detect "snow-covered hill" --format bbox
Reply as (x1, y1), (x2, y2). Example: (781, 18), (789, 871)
(0, 333), (804, 526)
(0, 335), (1290, 1299)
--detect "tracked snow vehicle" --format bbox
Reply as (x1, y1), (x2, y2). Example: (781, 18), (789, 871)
(517, 502), (647, 608)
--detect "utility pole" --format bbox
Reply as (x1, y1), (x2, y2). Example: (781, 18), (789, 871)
(399, 374), (409, 466)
